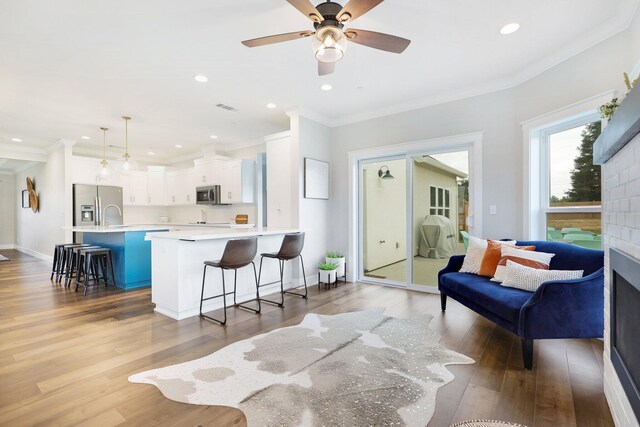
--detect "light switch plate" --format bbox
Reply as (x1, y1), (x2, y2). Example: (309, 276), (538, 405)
(489, 205), (497, 215)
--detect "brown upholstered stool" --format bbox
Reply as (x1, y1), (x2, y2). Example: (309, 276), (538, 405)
(256, 232), (307, 307)
(200, 237), (259, 326)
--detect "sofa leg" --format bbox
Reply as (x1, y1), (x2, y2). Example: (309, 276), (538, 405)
(440, 293), (447, 311)
(521, 338), (534, 370)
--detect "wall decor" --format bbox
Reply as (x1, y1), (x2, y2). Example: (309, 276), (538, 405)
(304, 157), (329, 200)
(22, 190), (30, 208)
(26, 177), (39, 213)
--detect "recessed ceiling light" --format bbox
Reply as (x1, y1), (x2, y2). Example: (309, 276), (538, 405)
(266, 103), (277, 109)
(500, 22), (520, 35)
(11, 138), (22, 142)
(147, 151), (155, 155)
(320, 84), (333, 91)
(81, 136), (91, 140)
(209, 135), (218, 139)
(174, 144), (183, 148)
(194, 75), (208, 83)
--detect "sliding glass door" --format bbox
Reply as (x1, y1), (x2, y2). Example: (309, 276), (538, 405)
(359, 149), (470, 290)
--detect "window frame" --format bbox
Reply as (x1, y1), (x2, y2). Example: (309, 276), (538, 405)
(522, 91), (612, 240)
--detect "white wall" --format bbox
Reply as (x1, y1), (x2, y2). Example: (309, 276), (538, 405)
(0, 173), (16, 248)
(297, 115), (332, 271)
(15, 145), (66, 261)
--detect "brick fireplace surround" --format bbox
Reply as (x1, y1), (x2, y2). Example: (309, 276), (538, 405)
(596, 84), (640, 427)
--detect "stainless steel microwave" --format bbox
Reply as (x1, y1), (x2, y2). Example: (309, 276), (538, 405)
(196, 185), (224, 205)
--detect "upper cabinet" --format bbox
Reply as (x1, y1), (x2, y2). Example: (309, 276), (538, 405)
(147, 166), (166, 206)
(166, 169), (195, 205)
(220, 159), (255, 204)
(122, 172), (148, 206)
(72, 156), (120, 186)
(193, 158), (221, 187)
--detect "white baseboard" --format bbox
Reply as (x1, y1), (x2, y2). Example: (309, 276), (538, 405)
(0, 244), (16, 250)
(16, 246), (53, 263)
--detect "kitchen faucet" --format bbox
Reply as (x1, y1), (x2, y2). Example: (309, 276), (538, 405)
(102, 204), (122, 227)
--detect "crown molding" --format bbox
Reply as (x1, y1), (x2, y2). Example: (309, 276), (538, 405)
(326, 0), (640, 128)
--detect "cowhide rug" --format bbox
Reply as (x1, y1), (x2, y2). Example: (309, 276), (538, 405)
(129, 309), (474, 426)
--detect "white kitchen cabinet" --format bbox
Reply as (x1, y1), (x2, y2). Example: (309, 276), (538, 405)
(147, 166), (166, 206)
(220, 159), (255, 204)
(166, 169), (195, 205)
(72, 155), (120, 186)
(193, 159), (221, 187)
(122, 172), (148, 206)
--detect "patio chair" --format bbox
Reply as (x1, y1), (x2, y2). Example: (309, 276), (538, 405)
(547, 229), (563, 241)
(573, 239), (602, 250)
(563, 233), (594, 242)
(460, 230), (470, 251)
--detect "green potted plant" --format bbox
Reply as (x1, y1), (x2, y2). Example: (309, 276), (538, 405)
(325, 251), (345, 277)
(318, 261), (338, 284)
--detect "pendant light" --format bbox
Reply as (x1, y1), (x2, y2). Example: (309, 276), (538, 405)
(121, 115), (137, 171)
(98, 127), (113, 177)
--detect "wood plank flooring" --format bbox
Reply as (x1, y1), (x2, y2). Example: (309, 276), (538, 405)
(0, 249), (614, 426)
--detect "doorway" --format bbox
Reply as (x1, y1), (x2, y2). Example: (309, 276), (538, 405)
(352, 134), (482, 291)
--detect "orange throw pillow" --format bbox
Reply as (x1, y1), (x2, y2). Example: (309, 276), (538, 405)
(478, 241), (535, 277)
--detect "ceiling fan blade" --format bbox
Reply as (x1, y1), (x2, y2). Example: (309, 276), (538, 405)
(345, 29), (410, 53)
(337, 0), (384, 23)
(287, 0), (324, 22)
(242, 30), (314, 47)
(318, 61), (335, 76)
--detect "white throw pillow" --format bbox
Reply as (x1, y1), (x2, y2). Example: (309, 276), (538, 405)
(459, 237), (516, 274)
(500, 260), (583, 292)
(491, 246), (555, 283)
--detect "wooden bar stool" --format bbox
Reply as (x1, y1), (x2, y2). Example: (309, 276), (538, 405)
(256, 232), (307, 307)
(200, 237), (259, 326)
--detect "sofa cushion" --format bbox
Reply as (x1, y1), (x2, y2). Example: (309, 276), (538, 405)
(501, 260), (583, 292)
(440, 272), (533, 325)
(515, 240), (603, 275)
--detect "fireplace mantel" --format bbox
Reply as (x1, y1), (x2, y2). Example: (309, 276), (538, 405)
(594, 84), (640, 165)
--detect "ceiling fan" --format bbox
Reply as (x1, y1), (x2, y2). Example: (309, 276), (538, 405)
(241, 0), (411, 76)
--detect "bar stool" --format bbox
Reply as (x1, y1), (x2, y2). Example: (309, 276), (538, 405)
(256, 232), (307, 307)
(67, 245), (102, 287)
(200, 237), (259, 326)
(75, 247), (116, 295)
(56, 244), (88, 283)
(50, 243), (69, 280)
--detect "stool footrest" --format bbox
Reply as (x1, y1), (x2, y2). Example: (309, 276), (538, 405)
(235, 299), (261, 314)
(201, 290), (235, 302)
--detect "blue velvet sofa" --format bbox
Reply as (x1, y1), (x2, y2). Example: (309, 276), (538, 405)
(438, 240), (604, 369)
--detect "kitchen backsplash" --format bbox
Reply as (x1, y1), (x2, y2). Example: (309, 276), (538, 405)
(124, 205), (258, 225)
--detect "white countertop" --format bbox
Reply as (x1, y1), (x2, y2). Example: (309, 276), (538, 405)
(67, 225), (172, 233)
(67, 223), (256, 233)
(145, 227), (300, 241)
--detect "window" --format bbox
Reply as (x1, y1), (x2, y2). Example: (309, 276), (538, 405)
(524, 104), (604, 244)
(546, 121), (601, 240)
(429, 185), (451, 218)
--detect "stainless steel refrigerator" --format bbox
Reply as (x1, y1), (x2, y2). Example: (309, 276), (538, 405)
(73, 184), (124, 227)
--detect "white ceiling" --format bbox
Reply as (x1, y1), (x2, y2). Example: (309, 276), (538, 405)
(0, 0), (638, 163)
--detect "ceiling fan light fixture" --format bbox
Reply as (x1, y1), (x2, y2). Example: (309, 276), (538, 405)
(313, 28), (347, 63)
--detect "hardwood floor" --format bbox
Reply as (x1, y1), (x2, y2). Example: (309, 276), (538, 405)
(0, 249), (614, 427)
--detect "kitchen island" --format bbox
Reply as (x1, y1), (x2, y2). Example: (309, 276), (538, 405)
(145, 227), (302, 320)
(70, 226), (170, 290)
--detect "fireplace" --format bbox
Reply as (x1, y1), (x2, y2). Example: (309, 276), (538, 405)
(610, 249), (640, 421)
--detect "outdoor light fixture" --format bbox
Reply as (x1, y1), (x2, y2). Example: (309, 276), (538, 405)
(378, 165), (394, 179)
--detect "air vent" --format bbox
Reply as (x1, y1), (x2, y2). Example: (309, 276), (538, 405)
(216, 103), (238, 112)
